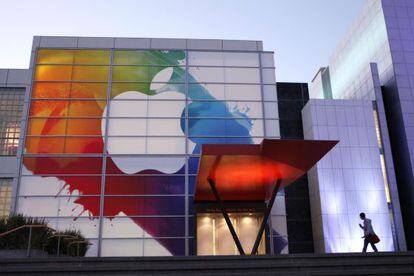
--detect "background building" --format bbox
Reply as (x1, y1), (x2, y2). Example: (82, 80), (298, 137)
(310, 0), (414, 251)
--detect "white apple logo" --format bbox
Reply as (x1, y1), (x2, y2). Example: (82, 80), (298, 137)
(102, 67), (195, 174)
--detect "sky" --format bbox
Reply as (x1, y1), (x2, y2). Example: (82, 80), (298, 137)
(0, 0), (365, 83)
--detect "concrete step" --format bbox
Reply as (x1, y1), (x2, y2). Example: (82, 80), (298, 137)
(1, 251), (413, 275)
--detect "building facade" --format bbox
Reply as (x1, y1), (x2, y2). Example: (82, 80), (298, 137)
(0, 36), (291, 257)
(310, 0), (414, 251)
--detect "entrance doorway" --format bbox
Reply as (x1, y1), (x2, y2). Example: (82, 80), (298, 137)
(196, 212), (265, 255)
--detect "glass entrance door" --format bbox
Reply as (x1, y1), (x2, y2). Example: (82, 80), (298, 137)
(197, 212), (265, 255)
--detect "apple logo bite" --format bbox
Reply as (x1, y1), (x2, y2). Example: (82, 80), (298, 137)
(102, 67), (195, 174)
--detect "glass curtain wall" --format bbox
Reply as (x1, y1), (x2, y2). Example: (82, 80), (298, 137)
(16, 48), (282, 256)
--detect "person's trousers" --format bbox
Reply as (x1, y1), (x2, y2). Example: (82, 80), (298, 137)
(362, 235), (378, 252)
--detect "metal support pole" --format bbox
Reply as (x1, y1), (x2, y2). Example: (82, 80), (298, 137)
(27, 226), (32, 257)
(57, 235), (61, 257)
(251, 179), (281, 255)
(207, 178), (245, 255)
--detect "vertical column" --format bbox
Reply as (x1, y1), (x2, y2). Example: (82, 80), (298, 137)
(97, 48), (114, 257)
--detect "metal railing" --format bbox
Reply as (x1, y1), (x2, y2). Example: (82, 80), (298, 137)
(0, 224), (90, 257)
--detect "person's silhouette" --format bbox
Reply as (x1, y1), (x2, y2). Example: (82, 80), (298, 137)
(359, 212), (378, 252)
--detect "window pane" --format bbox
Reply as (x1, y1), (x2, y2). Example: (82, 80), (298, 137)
(103, 196), (185, 216)
(104, 175), (185, 195)
(25, 136), (103, 154)
(188, 51), (259, 67)
(30, 100), (106, 117)
(113, 50), (186, 66)
(105, 156), (185, 175)
(70, 83), (107, 99)
(72, 66), (109, 82)
(35, 65), (72, 81)
(37, 49), (74, 64)
(27, 118), (103, 135)
(188, 67), (260, 83)
(261, 53), (275, 67)
(32, 82), (71, 98)
(106, 137), (185, 154)
(188, 118), (263, 136)
(22, 156), (103, 174)
(188, 84), (262, 101)
(16, 196), (101, 216)
(19, 176), (102, 196)
(262, 68), (276, 84)
(73, 50), (110, 65)
(188, 101), (262, 118)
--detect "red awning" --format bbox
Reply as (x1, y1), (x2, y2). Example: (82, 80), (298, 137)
(194, 139), (338, 202)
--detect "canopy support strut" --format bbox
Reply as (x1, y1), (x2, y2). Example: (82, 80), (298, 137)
(207, 177), (245, 255)
(251, 178), (281, 255)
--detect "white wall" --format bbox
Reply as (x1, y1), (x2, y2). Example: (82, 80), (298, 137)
(302, 99), (394, 253)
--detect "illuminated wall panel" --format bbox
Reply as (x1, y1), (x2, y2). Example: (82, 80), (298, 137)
(303, 99), (394, 253)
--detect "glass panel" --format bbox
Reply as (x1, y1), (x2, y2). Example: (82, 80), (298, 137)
(262, 68), (276, 84)
(224, 68), (260, 83)
(188, 67), (260, 83)
(147, 119), (185, 136)
(27, 118), (103, 135)
(106, 137), (185, 154)
(35, 65), (72, 81)
(32, 82), (71, 98)
(72, 66), (109, 82)
(112, 66), (184, 83)
(25, 137), (65, 153)
(22, 156), (103, 174)
(29, 100), (69, 117)
(264, 102), (278, 119)
(66, 118), (104, 135)
(188, 101), (263, 118)
(187, 137), (254, 154)
(188, 118), (263, 136)
(104, 175), (185, 194)
(16, 196), (101, 216)
(101, 239), (144, 257)
(188, 67), (224, 83)
(112, 66), (149, 82)
(111, 83), (151, 98)
(103, 196), (185, 216)
(19, 176), (102, 196)
(188, 51), (224, 66)
(67, 100), (106, 117)
(263, 85), (277, 101)
(144, 238), (185, 256)
(105, 156), (185, 175)
(27, 118), (66, 135)
(196, 213), (265, 255)
(0, 179), (13, 218)
(70, 83), (107, 99)
(261, 53), (275, 67)
(25, 136), (103, 154)
(106, 118), (146, 136)
(102, 217), (185, 238)
(64, 137), (104, 153)
(147, 101), (186, 117)
(265, 119), (280, 137)
(188, 52), (259, 67)
(73, 50), (110, 65)
(37, 49), (74, 64)
(48, 217), (100, 239)
(189, 84), (262, 101)
(113, 50), (186, 65)
(223, 52), (259, 67)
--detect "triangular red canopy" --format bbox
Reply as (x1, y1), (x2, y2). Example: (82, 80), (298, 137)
(194, 139), (338, 202)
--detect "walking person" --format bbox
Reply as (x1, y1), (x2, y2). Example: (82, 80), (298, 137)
(359, 212), (379, 252)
